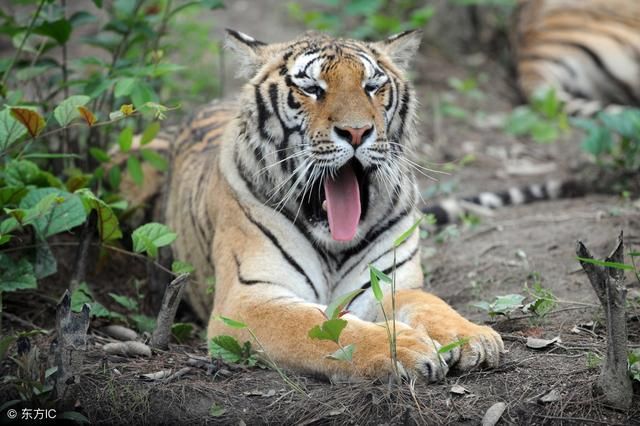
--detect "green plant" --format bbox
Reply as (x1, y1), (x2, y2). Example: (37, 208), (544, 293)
(523, 274), (557, 322)
(505, 87), (569, 143)
(572, 108), (640, 173)
(308, 289), (363, 362)
(0, 0), (219, 334)
(472, 294), (525, 319)
(287, 0), (434, 39)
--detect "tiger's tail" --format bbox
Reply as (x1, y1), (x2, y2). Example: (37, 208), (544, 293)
(422, 179), (586, 225)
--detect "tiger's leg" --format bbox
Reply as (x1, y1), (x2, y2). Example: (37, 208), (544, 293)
(209, 284), (449, 382)
(383, 290), (504, 371)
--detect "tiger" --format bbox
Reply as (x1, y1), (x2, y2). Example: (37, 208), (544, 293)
(162, 30), (504, 381)
(513, 0), (640, 116)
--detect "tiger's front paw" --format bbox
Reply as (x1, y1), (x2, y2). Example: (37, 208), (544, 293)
(437, 322), (504, 371)
(349, 324), (448, 383)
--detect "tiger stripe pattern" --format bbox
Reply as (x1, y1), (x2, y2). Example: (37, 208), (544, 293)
(513, 0), (640, 116)
(165, 30), (503, 381)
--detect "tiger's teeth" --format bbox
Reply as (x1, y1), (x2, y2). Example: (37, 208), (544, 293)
(322, 200), (327, 211)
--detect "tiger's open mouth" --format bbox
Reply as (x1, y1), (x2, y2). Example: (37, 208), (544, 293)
(303, 159), (369, 241)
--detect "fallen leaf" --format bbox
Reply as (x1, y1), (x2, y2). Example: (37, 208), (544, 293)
(481, 402), (506, 426)
(526, 336), (561, 349)
(450, 384), (468, 395)
(140, 370), (172, 381)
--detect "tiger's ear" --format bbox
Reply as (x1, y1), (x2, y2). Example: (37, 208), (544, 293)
(224, 29), (268, 78)
(373, 30), (422, 71)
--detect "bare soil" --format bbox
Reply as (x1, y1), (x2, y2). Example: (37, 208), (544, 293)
(2, 2), (640, 425)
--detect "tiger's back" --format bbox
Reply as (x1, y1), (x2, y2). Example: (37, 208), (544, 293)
(164, 101), (238, 320)
(514, 0), (640, 115)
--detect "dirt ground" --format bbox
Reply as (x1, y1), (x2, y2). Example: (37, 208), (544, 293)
(2, 2), (640, 425)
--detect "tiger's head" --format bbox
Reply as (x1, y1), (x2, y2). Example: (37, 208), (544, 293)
(227, 30), (421, 247)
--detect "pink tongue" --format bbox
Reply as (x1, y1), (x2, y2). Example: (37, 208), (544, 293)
(323, 164), (361, 241)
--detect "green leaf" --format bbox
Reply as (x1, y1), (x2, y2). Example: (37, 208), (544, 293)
(209, 335), (244, 363)
(131, 314), (156, 333)
(0, 254), (37, 293)
(0, 108), (27, 151)
(131, 81), (158, 109)
(171, 322), (194, 343)
(118, 126), (133, 152)
(127, 155), (144, 186)
(76, 188), (122, 241)
(327, 343), (355, 361)
(34, 18), (72, 44)
(140, 121), (160, 145)
(140, 148), (168, 171)
(54, 95), (90, 126)
(215, 315), (247, 329)
(34, 240), (57, 279)
(394, 215), (424, 247)
(132, 222), (177, 257)
(20, 188), (87, 238)
(369, 266), (383, 302)
(308, 318), (347, 344)
(576, 257), (633, 270)
(109, 293), (138, 311)
(438, 338), (469, 354)
(492, 294), (525, 314)
(324, 288), (363, 319)
(114, 77), (137, 98)
(4, 159), (40, 187)
(0, 187), (28, 208)
(209, 403), (226, 417)
(171, 260), (195, 275)
(89, 147), (110, 163)
(108, 166), (121, 190)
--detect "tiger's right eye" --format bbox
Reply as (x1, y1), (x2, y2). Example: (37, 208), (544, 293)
(302, 85), (324, 97)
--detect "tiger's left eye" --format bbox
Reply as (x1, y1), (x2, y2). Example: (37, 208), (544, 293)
(364, 83), (379, 94)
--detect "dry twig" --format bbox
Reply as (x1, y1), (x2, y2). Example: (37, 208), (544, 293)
(576, 231), (632, 410)
(150, 274), (190, 349)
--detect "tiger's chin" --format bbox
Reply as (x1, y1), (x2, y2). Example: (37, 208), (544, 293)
(302, 158), (370, 245)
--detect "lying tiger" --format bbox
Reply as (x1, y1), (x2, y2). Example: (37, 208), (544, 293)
(163, 30), (503, 381)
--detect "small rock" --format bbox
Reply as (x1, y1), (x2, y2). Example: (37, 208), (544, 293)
(103, 325), (138, 341)
(481, 402), (506, 426)
(103, 341), (151, 357)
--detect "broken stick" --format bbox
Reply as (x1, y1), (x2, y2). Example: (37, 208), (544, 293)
(576, 231), (632, 410)
(150, 274), (190, 350)
(54, 290), (90, 408)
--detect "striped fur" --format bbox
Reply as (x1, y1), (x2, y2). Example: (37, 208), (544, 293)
(513, 0), (640, 116)
(423, 179), (586, 225)
(164, 30), (503, 381)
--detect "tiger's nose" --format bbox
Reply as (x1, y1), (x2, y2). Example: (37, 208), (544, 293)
(334, 125), (373, 147)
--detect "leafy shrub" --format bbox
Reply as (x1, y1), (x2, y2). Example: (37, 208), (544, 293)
(0, 0), (220, 328)
(287, 0), (434, 39)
